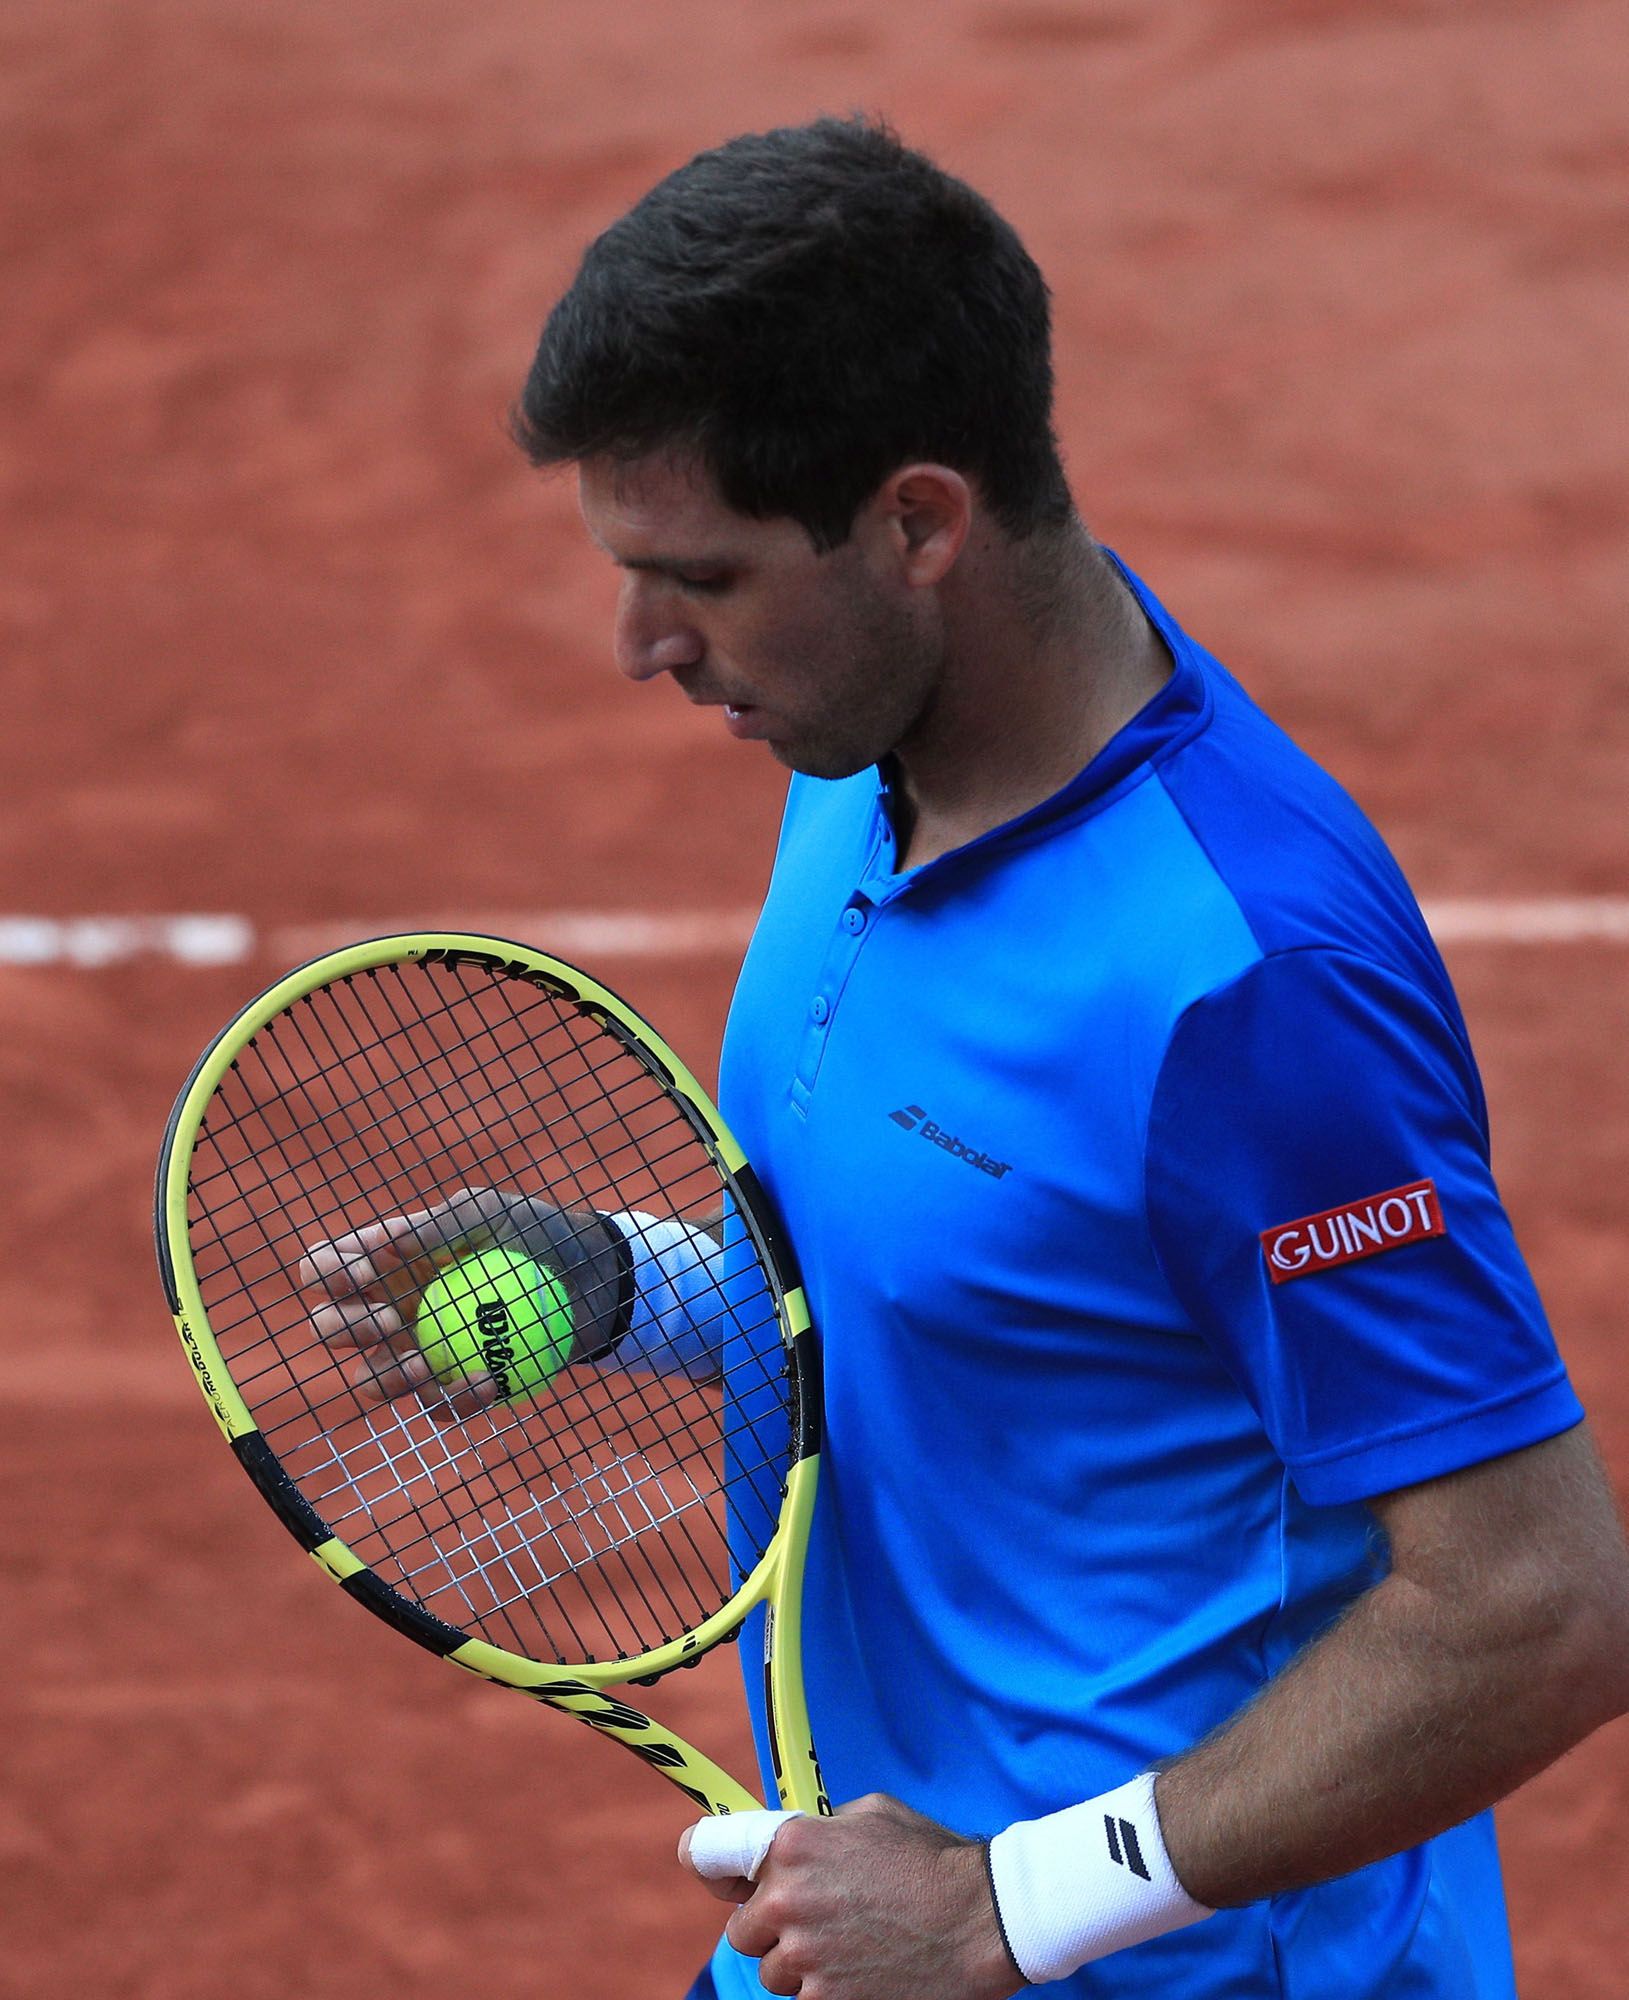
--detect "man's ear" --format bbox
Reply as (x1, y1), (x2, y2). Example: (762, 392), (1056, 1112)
(863, 464), (972, 587)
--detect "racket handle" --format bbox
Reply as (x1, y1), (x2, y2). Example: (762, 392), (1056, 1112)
(685, 1809), (801, 1883)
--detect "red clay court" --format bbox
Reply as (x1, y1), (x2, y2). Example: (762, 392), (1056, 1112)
(3, 2), (1626, 1994)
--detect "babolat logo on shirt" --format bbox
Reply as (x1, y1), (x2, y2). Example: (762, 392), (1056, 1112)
(1262, 1178), (1445, 1285)
(888, 1104), (1013, 1180)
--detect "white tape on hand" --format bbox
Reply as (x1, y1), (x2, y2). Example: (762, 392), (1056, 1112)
(685, 1809), (800, 1883)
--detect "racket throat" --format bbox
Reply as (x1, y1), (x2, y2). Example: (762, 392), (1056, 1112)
(762, 1603), (832, 1817)
(762, 1605), (784, 1793)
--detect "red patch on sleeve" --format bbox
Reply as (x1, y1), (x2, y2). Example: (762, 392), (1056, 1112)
(1261, 1179), (1445, 1285)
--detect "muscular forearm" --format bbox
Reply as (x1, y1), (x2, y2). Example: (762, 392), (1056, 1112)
(1159, 1574), (1588, 1904)
(1157, 1430), (1629, 1908)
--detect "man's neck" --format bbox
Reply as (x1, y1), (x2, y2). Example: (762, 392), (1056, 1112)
(892, 533), (1172, 871)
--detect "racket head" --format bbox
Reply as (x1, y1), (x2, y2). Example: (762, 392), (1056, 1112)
(155, 933), (823, 1814)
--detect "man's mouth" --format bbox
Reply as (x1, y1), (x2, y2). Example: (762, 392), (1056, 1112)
(722, 702), (766, 740)
(675, 679), (770, 738)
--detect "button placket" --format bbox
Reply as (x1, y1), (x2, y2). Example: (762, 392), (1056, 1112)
(792, 895), (879, 1097)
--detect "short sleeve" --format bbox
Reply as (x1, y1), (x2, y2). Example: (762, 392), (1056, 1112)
(1144, 948), (1581, 1504)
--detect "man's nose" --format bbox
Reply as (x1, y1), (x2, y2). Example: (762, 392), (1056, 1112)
(614, 576), (704, 682)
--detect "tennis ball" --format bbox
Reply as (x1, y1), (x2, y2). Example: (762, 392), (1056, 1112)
(414, 1247), (575, 1401)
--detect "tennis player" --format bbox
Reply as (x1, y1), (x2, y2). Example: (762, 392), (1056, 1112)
(492, 118), (1629, 1996)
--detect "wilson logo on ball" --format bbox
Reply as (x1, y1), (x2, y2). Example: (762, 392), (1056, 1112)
(476, 1298), (517, 1394)
(1261, 1179), (1444, 1284)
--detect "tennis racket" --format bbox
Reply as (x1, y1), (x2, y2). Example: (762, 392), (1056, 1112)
(154, 931), (828, 1822)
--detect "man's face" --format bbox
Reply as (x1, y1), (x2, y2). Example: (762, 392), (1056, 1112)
(577, 453), (943, 779)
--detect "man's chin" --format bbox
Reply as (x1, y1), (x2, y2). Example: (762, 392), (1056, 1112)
(768, 738), (878, 782)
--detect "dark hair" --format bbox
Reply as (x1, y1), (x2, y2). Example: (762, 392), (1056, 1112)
(512, 116), (1074, 551)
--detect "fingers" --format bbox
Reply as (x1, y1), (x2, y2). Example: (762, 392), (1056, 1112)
(300, 1191), (504, 1298)
(682, 1855), (755, 1906)
(299, 1211), (436, 1298)
(314, 1292), (506, 1413)
(425, 1371), (507, 1423)
(681, 1812), (799, 1894)
(301, 1211), (450, 1411)
(309, 1292), (403, 1349)
(725, 1896), (789, 1972)
(345, 1340), (435, 1404)
(690, 1817), (822, 1973)
(341, 1337), (508, 1417)
(324, 1309), (507, 1416)
(744, 1946), (802, 1998)
(300, 1190), (524, 1414)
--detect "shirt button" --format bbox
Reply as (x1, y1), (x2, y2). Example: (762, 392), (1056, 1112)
(810, 995), (830, 1024)
(841, 906), (866, 934)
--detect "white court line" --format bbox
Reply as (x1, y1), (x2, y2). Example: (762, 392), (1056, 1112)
(9, 891), (1624, 1409)
(2, 900), (1628, 967)
(1420, 898), (1629, 945)
(0, 913), (257, 966)
(0, 909), (760, 967)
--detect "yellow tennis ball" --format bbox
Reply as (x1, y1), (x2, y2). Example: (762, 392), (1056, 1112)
(414, 1246), (575, 1401)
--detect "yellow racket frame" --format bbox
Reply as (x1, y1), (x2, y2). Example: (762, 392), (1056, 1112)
(156, 932), (827, 1818)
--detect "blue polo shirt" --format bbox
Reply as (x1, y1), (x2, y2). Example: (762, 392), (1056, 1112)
(708, 557), (1580, 1998)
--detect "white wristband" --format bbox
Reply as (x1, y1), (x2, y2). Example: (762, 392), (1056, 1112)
(599, 1210), (728, 1379)
(986, 1774), (1212, 1983)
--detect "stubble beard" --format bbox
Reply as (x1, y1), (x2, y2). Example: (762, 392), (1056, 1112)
(767, 583), (940, 782)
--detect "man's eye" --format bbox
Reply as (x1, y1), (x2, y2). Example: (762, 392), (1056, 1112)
(675, 572), (730, 595)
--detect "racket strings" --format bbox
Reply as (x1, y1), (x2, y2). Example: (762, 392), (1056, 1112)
(201, 1096), (788, 1656)
(186, 975), (743, 1665)
(309, 1400), (721, 1661)
(184, 955), (794, 1667)
(193, 976), (661, 1358)
(193, 986), (694, 1332)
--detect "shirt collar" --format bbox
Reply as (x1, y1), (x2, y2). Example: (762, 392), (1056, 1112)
(871, 550), (1212, 877)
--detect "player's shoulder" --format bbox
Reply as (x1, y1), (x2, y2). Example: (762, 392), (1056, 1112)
(1132, 645), (1489, 1155)
(1099, 553), (1463, 1048)
(1150, 643), (1441, 992)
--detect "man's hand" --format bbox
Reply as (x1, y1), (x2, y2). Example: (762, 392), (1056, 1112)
(298, 1187), (628, 1412)
(300, 1206), (449, 1405)
(678, 1794), (1024, 2000)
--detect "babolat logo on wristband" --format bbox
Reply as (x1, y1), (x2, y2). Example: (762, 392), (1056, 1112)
(1262, 1178), (1445, 1285)
(1103, 1813), (1152, 1882)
